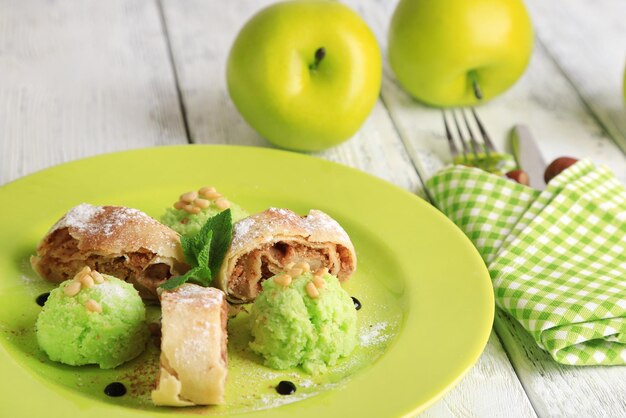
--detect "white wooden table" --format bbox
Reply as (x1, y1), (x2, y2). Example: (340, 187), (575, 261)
(1, 1), (625, 416)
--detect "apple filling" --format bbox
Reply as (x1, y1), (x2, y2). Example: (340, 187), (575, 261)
(228, 240), (352, 302)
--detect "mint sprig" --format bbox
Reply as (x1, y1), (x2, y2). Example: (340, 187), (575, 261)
(160, 209), (233, 290)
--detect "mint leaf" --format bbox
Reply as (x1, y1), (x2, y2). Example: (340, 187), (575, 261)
(180, 234), (198, 268)
(160, 209), (233, 290)
(204, 209), (232, 278)
(196, 230), (213, 268)
(190, 266), (212, 287)
(183, 265), (212, 286)
(159, 269), (197, 290)
(159, 265), (213, 290)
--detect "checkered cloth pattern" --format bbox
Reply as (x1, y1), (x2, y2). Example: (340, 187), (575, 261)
(427, 160), (626, 366)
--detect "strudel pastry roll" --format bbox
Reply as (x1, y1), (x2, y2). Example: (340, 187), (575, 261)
(31, 204), (188, 300)
(216, 208), (356, 303)
(152, 284), (228, 406)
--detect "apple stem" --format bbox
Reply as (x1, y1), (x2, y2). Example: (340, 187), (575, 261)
(469, 71), (483, 100)
(309, 47), (326, 71)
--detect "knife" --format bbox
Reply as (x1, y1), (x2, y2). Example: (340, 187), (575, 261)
(510, 124), (546, 190)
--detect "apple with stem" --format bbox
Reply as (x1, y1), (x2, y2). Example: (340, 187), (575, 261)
(388, 0), (533, 107)
(227, 0), (382, 151)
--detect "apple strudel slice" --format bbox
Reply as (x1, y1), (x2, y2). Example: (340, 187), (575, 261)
(216, 208), (356, 303)
(152, 284), (228, 406)
(31, 203), (188, 300)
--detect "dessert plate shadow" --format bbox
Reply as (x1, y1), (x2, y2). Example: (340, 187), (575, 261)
(0, 145), (493, 418)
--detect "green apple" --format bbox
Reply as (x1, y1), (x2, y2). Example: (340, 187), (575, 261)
(227, 0), (382, 151)
(388, 0), (533, 107)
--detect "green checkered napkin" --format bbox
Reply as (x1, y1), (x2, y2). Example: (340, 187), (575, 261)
(427, 160), (626, 366)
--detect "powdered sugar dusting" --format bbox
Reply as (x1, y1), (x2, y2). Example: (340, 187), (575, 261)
(359, 322), (390, 347)
(20, 274), (39, 286)
(51, 203), (151, 236)
(231, 216), (257, 244)
(299, 379), (314, 388)
(97, 278), (133, 300)
(230, 208), (350, 255)
(306, 210), (349, 240)
(51, 203), (104, 232)
(163, 284), (225, 308)
(257, 391), (312, 408)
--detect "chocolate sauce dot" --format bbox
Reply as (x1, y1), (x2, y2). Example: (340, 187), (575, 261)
(36, 292), (50, 307)
(351, 296), (362, 310)
(104, 382), (126, 397)
(275, 380), (296, 395)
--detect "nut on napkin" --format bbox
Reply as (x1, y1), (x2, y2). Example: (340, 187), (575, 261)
(427, 160), (626, 366)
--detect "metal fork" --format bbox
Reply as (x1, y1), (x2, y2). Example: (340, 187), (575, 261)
(442, 108), (496, 164)
(442, 108), (518, 177)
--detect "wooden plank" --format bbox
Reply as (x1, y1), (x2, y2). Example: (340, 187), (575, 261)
(527, 0), (626, 155)
(419, 331), (537, 418)
(375, 3), (626, 418)
(160, 0), (421, 193)
(0, 0), (188, 186)
(162, 1), (537, 416)
(495, 310), (626, 418)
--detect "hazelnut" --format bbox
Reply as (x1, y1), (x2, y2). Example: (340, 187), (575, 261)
(544, 157), (578, 184)
(505, 169), (530, 186)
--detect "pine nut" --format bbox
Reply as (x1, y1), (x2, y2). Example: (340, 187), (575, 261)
(203, 191), (222, 200)
(215, 198), (230, 210)
(64, 280), (82, 297)
(74, 265), (91, 279)
(79, 274), (95, 289)
(180, 191), (198, 203)
(85, 299), (102, 313)
(198, 186), (216, 197)
(294, 262), (310, 273)
(91, 271), (105, 284)
(73, 266), (92, 284)
(184, 204), (201, 214)
(288, 267), (304, 277)
(314, 267), (329, 278)
(174, 201), (186, 210)
(313, 275), (325, 289)
(285, 262), (296, 269)
(194, 198), (211, 209)
(274, 273), (292, 287)
(306, 281), (319, 299)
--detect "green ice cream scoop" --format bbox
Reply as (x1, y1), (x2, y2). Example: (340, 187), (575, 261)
(36, 274), (148, 369)
(161, 200), (248, 238)
(249, 271), (357, 374)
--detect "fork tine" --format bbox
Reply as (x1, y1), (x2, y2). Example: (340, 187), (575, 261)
(451, 110), (471, 161)
(460, 109), (482, 161)
(442, 110), (460, 159)
(470, 108), (495, 156)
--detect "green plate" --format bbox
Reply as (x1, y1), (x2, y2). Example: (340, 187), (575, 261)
(0, 145), (493, 418)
